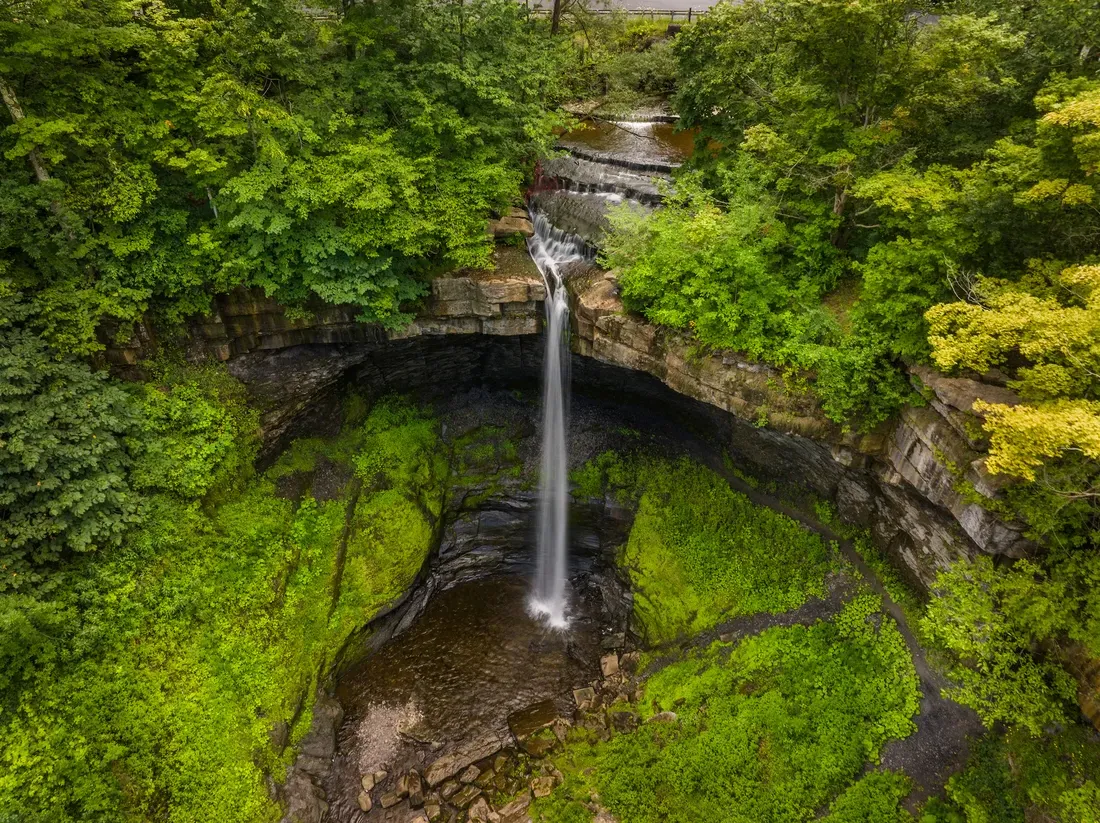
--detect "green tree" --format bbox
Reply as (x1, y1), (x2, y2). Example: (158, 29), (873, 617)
(923, 557), (1078, 735)
(1, 0), (562, 355)
(0, 296), (141, 592)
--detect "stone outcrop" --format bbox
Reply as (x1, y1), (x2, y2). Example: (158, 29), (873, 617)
(488, 207), (535, 240)
(568, 268), (1034, 585)
(539, 155), (668, 205)
(107, 251), (1033, 587)
(279, 691), (343, 823)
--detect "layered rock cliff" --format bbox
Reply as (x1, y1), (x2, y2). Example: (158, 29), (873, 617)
(106, 253), (1035, 589)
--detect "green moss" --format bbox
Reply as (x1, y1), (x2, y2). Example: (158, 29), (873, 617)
(577, 452), (831, 645)
(129, 360), (261, 502)
(450, 424), (526, 508)
(534, 596), (920, 823)
(0, 395), (446, 823)
(821, 771), (913, 822)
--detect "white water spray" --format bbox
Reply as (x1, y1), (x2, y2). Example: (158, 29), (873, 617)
(526, 211), (587, 629)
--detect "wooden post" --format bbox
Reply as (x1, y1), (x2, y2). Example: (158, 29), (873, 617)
(688, 7), (692, 22)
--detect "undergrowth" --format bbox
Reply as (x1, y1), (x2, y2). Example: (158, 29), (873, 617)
(574, 452), (831, 644)
(534, 595), (920, 823)
(0, 388), (445, 823)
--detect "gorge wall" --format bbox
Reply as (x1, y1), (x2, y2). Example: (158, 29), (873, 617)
(105, 247), (1032, 590)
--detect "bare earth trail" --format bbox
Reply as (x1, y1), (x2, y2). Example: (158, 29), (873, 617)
(669, 439), (985, 808)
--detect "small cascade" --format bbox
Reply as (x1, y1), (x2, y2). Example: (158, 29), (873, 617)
(526, 211), (586, 629)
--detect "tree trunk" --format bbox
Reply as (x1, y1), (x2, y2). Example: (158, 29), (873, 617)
(0, 74), (75, 240)
(0, 75), (52, 184)
(550, 0), (562, 35)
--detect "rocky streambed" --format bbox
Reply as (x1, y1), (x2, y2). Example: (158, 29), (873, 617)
(276, 387), (700, 823)
(323, 578), (620, 823)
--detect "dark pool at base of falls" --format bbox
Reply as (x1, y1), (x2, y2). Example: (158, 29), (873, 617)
(323, 577), (608, 823)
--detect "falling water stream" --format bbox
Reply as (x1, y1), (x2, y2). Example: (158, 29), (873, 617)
(526, 211), (587, 628)
(320, 117), (696, 822)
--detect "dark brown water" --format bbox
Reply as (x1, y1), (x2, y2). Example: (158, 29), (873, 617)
(324, 577), (604, 821)
(559, 119), (696, 164)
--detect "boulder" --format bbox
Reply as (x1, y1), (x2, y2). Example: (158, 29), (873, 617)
(489, 207), (535, 240)
(600, 654), (619, 677)
(508, 699), (560, 743)
(424, 736), (503, 787)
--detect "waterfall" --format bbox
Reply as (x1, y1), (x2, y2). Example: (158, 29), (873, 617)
(526, 211), (586, 629)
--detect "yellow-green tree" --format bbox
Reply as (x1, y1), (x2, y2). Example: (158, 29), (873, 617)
(927, 263), (1100, 485)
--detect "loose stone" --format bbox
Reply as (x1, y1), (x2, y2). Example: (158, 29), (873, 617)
(374, 769), (388, 784)
(601, 632), (625, 651)
(572, 687), (596, 711)
(357, 791), (373, 812)
(361, 773), (376, 792)
(452, 783), (482, 808)
(647, 711), (678, 724)
(440, 780), (460, 800)
(424, 736), (502, 786)
(459, 765), (481, 784)
(530, 776), (555, 798)
(497, 792), (533, 822)
(600, 654), (619, 677)
(425, 803), (442, 821)
(468, 797), (495, 822)
(380, 790), (404, 809)
(407, 770), (424, 807)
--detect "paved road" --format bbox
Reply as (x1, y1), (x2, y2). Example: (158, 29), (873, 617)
(527, 0), (724, 14)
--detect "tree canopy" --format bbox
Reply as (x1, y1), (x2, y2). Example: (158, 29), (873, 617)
(0, 0), (563, 356)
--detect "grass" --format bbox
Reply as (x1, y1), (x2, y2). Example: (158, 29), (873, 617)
(534, 595), (920, 823)
(574, 452), (832, 644)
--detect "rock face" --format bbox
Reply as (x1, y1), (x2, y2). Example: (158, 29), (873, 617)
(279, 691), (343, 823)
(488, 207), (535, 240)
(568, 269), (1033, 585)
(106, 253), (1032, 587)
(539, 155), (668, 205)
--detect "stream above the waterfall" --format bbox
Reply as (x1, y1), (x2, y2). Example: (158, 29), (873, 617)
(559, 118), (696, 165)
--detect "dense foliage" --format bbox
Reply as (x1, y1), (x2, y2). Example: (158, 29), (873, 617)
(0, 0), (563, 355)
(0, 390), (446, 822)
(534, 595), (920, 823)
(3, 1), (1100, 821)
(0, 302), (141, 591)
(574, 452), (831, 643)
(603, 0), (1100, 429)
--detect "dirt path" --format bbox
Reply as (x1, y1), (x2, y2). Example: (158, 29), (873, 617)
(682, 445), (985, 806)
